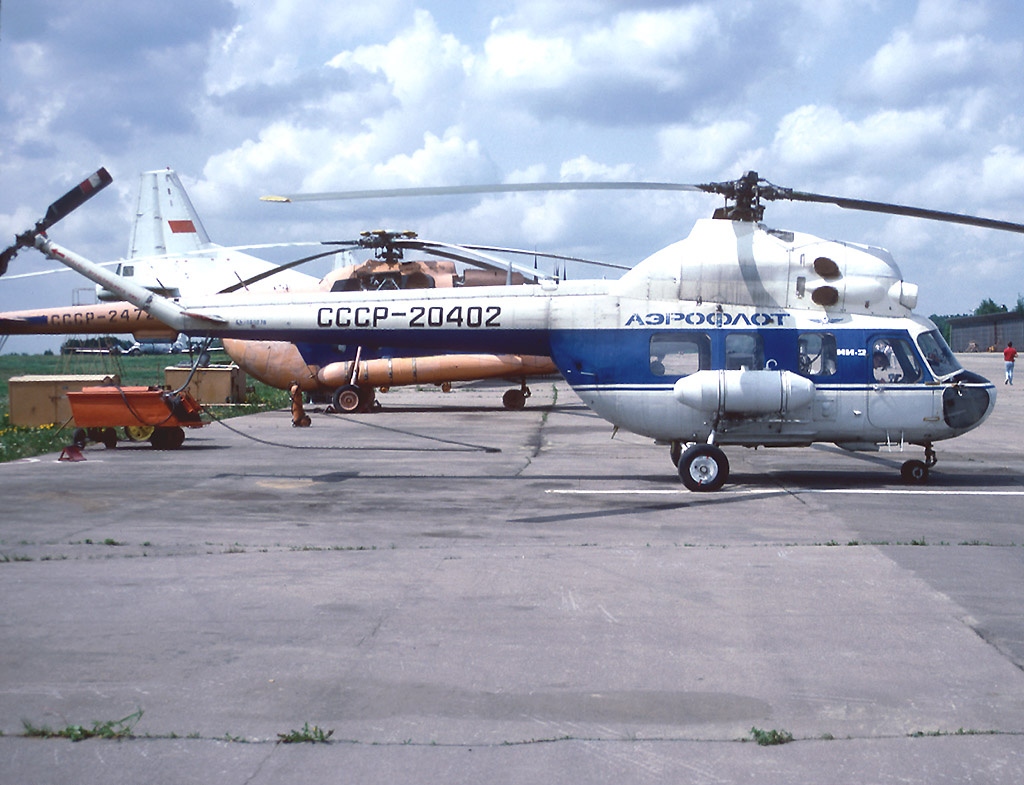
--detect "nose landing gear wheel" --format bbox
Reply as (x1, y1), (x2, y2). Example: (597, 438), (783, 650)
(502, 388), (526, 410)
(678, 444), (730, 492)
(901, 459), (929, 484)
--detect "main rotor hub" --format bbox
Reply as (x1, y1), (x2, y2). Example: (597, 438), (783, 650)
(702, 171), (792, 223)
(358, 229), (419, 263)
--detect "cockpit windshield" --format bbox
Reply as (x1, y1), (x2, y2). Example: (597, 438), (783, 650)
(917, 330), (961, 378)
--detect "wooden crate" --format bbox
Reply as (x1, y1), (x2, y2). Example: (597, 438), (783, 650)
(7, 374), (120, 426)
(164, 364), (247, 404)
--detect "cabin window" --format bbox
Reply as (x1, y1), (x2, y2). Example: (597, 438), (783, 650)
(917, 330), (961, 378)
(650, 332), (710, 377)
(725, 332), (764, 370)
(871, 336), (922, 384)
(798, 332), (837, 376)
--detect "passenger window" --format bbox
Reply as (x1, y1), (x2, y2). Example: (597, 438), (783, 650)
(798, 332), (837, 376)
(650, 333), (710, 376)
(871, 337), (922, 384)
(725, 332), (764, 370)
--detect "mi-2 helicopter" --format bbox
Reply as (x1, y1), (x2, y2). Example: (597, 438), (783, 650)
(3, 170), (1016, 490)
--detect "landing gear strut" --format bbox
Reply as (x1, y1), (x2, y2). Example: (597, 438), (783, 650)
(901, 443), (937, 484)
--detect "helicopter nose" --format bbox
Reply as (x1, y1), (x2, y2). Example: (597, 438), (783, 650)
(942, 372), (995, 431)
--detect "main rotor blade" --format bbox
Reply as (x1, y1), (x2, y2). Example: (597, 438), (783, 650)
(217, 247), (354, 293)
(262, 181), (705, 202)
(779, 189), (1024, 234)
(399, 238), (552, 281)
(3, 241), (327, 279)
(0, 261), (122, 282)
(460, 243), (630, 272)
(266, 174), (1024, 237)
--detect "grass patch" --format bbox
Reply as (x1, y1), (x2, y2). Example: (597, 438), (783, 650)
(22, 709), (143, 742)
(749, 726), (794, 746)
(277, 722), (334, 744)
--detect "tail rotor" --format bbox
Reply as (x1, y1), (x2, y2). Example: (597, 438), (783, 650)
(0, 168), (113, 276)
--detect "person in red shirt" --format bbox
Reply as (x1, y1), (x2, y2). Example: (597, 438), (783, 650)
(1004, 341), (1018, 385)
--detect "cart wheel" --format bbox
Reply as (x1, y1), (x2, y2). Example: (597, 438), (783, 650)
(99, 427), (118, 449)
(72, 428), (88, 449)
(151, 426), (186, 450)
(124, 425), (155, 443)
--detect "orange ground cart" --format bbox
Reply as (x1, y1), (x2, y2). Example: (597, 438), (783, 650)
(65, 385), (206, 449)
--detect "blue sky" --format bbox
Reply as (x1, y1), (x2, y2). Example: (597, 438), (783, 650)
(2, 0), (1024, 352)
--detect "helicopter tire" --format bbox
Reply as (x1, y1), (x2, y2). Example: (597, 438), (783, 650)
(901, 459), (929, 484)
(333, 385), (363, 413)
(669, 441), (683, 467)
(502, 388), (527, 410)
(678, 444), (729, 492)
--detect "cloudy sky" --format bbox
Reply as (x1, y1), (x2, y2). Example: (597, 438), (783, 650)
(2, 0), (1024, 353)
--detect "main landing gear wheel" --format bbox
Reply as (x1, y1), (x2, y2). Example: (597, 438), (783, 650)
(332, 384), (375, 413)
(678, 444), (730, 492)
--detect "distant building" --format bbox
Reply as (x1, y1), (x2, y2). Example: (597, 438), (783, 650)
(947, 312), (1024, 352)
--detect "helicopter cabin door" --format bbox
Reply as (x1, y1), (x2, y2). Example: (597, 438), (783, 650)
(866, 335), (940, 430)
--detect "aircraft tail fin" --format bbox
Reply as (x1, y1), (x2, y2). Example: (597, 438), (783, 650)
(128, 169), (212, 258)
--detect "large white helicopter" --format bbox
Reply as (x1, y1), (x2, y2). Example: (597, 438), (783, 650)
(4, 170), (1018, 490)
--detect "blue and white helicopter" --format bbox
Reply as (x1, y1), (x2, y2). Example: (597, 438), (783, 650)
(4, 170), (1018, 490)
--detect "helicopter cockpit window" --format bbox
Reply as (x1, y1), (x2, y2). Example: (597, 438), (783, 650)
(650, 333), (710, 377)
(917, 330), (961, 378)
(798, 332), (837, 376)
(871, 337), (923, 384)
(725, 332), (764, 370)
